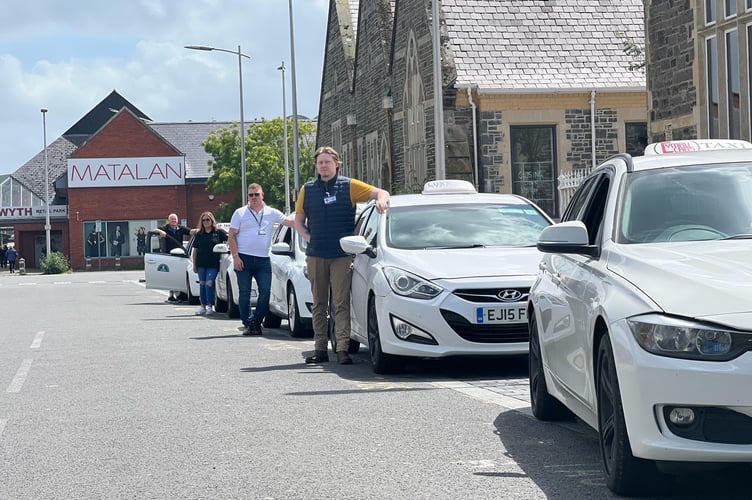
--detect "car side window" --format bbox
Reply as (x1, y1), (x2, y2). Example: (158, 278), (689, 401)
(564, 173), (610, 246)
(354, 207), (373, 236)
(562, 175), (599, 222)
(359, 207), (379, 245)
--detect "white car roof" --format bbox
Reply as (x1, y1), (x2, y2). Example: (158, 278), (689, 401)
(387, 191), (538, 209)
(628, 140), (752, 172)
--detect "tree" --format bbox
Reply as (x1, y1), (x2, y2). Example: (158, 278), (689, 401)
(616, 32), (645, 74)
(203, 117), (317, 221)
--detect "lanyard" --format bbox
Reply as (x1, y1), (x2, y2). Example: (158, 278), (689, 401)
(250, 207), (264, 227)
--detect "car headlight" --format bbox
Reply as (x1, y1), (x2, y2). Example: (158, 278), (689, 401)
(382, 266), (442, 299)
(628, 314), (751, 361)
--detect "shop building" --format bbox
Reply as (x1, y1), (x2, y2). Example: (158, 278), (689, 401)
(0, 91), (237, 270)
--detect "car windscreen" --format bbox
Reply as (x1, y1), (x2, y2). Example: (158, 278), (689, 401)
(619, 162), (752, 243)
(385, 203), (551, 249)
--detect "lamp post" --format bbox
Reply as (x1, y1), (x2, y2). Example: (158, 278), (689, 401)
(41, 108), (51, 258)
(277, 62), (291, 214)
(432, 0), (446, 179)
(288, 0), (301, 195)
(185, 44), (251, 196)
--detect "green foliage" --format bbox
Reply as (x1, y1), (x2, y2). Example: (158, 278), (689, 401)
(203, 118), (317, 220)
(616, 31), (645, 74)
(41, 251), (71, 274)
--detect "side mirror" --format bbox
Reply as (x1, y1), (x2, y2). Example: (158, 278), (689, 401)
(340, 235), (376, 258)
(271, 242), (293, 256)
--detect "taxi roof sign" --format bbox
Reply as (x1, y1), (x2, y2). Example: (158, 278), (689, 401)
(422, 179), (477, 194)
(645, 139), (752, 155)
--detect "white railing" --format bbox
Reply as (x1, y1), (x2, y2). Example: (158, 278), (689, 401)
(557, 168), (591, 216)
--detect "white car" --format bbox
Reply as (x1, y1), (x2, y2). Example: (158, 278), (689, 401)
(266, 224), (314, 337)
(528, 139), (752, 496)
(213, 241), (258, 319)
(339, 180), (552, 374)
(143, 231), (200, 304)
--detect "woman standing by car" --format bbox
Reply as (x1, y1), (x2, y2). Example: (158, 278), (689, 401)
(191, 211), (227, 315)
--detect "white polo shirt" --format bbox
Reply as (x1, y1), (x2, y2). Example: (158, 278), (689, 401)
(230, 204), (286, 257)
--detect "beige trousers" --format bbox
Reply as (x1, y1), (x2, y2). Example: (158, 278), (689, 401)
(306, 255), (353, 352)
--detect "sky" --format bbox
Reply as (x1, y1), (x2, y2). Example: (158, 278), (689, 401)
(0, 0), (330, 175)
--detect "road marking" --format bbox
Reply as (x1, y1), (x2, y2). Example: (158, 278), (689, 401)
(30, 331), (44, 349)
(53, 281), (72, 285)
(434, 381), (532, 413)
(6, 359), (34, 393)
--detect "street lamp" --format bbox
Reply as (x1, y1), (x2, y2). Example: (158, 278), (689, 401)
(41, 108), (51, 258)
(277, 62), (291, 214)
(288, 0), (301, 195)
(185, 44), (251, 196)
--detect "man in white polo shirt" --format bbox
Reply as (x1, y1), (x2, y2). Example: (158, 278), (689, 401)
(229, 183), (294, 336)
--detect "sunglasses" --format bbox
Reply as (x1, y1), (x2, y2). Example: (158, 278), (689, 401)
(202, 218), (212, 222)
(248, 192), (261, 197)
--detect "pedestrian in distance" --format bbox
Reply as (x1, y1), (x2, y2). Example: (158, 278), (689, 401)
(0, 244), (6, 268)
(191, 211), (228, 315)
(153, 213), (193, 302)
(6, 245), (18, 274)
(228, 183), (294, 336)
(294, 146), (390, 364)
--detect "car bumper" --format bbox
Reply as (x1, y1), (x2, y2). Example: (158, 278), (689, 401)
(611, 320), (752, 462)
(375, 291), (529, 358)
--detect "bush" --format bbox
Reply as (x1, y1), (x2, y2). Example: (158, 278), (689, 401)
(41, 251), (71, 274)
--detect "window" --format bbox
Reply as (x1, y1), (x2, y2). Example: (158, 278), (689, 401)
(510, 125), (558, 217)
(403, 30), (427, 191)
(726, 29), (741, 139)
(707, 36), (720, 138)
(707, 0), (716, 24)
(625, 122), (648, 156)
(331, 119), (342, 169)
(365, 131), (380, 186)
(726, 0), (737, 17)
(84, 219), (157, 259)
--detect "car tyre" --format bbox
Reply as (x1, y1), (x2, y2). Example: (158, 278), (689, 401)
(597, 335), (665, 496)
(367, 296), (401, 374)
(263, 313), (282, 328)
(287, 286), (311, 338)
(529, 315), (574, 421)
(214, 287), (228, 313)
(227, 277), (240, 319)
(186, 275), (199, 305)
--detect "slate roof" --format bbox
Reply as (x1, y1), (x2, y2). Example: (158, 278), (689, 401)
(150, 121), (234, 179)
(442, 0), (645, 91)
(13, 136), (78, 204)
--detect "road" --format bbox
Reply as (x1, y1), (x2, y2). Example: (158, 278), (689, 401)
(0, 271), (747, 499)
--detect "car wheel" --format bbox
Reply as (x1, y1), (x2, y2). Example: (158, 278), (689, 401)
(597, 335), (664, 496)
(214, 281), (228, 313)
(287, 286), (311, 338)
(367, 296), (401, 374)
(227, 277), (239, 319)
(263, 313), (282, 328)
(186, 275), (199, 305)
(327, 296), (359, 353)
(529, 315), (574, 421)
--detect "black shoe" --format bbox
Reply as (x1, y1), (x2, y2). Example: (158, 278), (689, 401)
(249, 320), (263, 336)
(337, 351), (353, 365)
(167, 296), (178, 302)
(305, 350), (329, 364)
(242, 325), (253, 336)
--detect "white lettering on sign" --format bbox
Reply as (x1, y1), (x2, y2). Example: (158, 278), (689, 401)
(0, 206), (68, 220)
(67, 156), (185, 187)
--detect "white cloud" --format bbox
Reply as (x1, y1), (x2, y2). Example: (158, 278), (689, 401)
(0, 0), (329, 174)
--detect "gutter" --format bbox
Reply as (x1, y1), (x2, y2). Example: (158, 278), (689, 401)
(466, 87), (479, 190)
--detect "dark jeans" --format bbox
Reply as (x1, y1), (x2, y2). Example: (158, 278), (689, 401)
(235, 254), (271, 327)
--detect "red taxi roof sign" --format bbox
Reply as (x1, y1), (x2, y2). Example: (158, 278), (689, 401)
(422, 179), (477, 194)
(645, 139), (752, 155)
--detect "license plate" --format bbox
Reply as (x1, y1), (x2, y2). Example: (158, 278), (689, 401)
(475, 305), (526, 324)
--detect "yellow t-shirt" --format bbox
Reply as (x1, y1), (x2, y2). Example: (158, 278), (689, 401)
(295, 178), (373, 215)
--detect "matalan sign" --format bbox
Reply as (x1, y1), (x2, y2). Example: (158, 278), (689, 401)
(67, 156), (185, 187)
(0, 205), (68, 220)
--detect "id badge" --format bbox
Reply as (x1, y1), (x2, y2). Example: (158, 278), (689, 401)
(257, 229), (266, 235)
(324, 195), (337, 205)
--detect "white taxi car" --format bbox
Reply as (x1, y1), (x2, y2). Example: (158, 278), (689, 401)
(528, 140), (752, 495)
(213, 223), (258, 319)
(143, 231), (200, 304)
(266, 223), (314, 337)
(339, 180), (552, 374)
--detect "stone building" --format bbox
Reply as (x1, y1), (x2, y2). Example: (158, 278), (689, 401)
(316, 0), (647, 218)
(646, 0), (752, 142)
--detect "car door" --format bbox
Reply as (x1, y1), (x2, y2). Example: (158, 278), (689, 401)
(143, 231), (190, 293)
(539, 172), (611, 408)
(269, 224), (291, 314)
(349, 205), (379, 340)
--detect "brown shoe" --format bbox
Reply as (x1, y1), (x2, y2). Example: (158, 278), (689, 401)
(337, 351), (352, 365)
(305, 350), (329, 363)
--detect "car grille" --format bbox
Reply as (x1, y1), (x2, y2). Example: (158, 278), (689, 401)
(453, 287), (530, 303)
(440, 310), (529, 344)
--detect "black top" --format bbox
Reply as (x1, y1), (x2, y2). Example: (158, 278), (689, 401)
(192, 229), (228, 268)
(159, 223), (192, 252)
